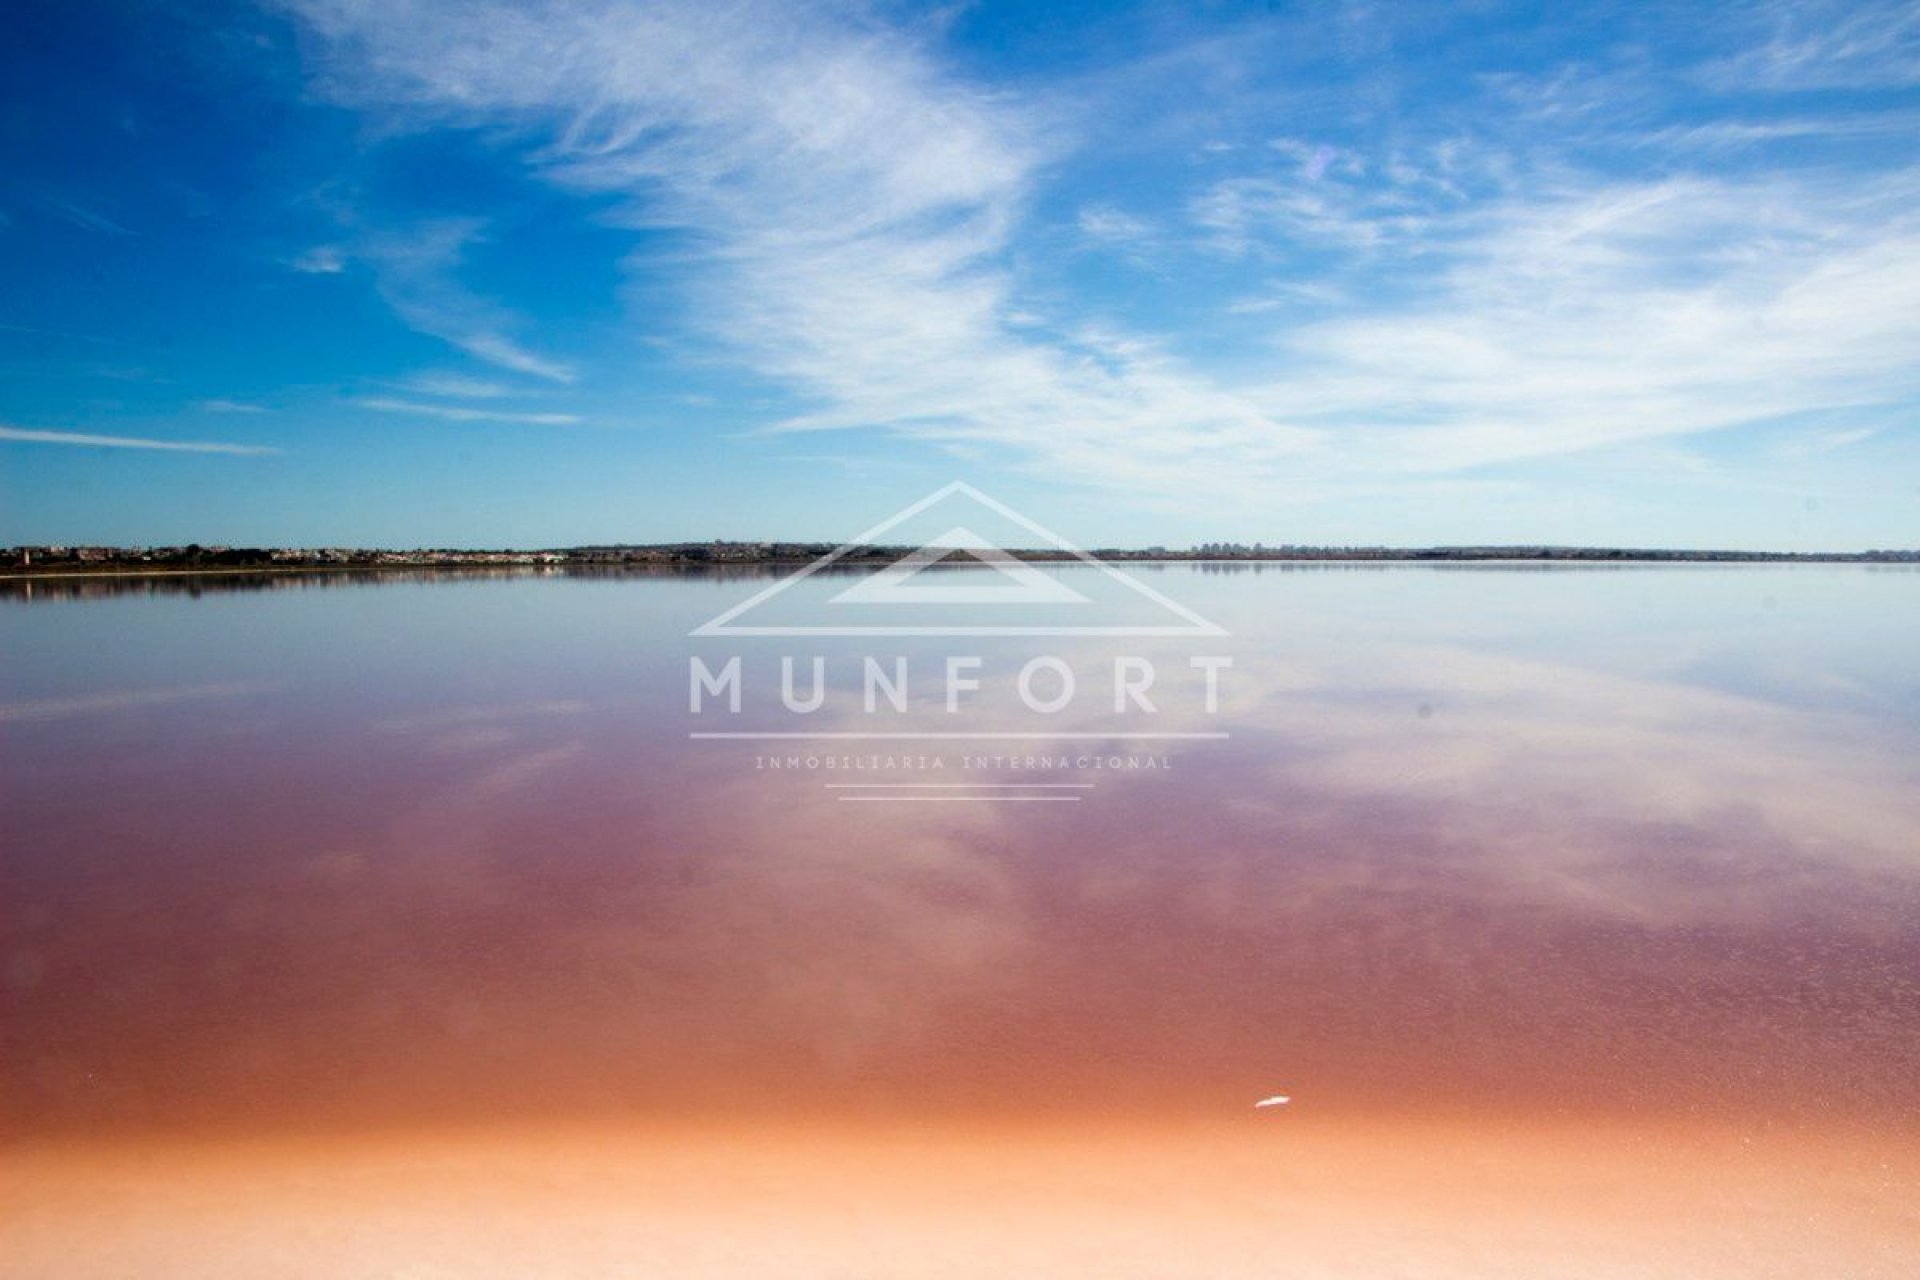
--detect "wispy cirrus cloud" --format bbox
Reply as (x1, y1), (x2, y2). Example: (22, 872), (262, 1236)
(288, 244), (347, 274)
(1191, 175), (1438, 256)
(278, 0), (1920, 511)
(0, 682), (274, 723)
(286, 223), (574, 382)
(1704, 0), (1920, 90)
(281, 0), (1318, 497)
(0, 426), (278, 455)
(195, 398), (272, 414)
(1237, 167), (1920, 472)
(355, 396), (580, 425)
(37, 190), (137, 237)
(399, 373), (515, 399)
(357, 219), (576, 383)
(1639, 112), (1920, 152)
(1077, 205), (1153, 247)
(1775, 424), (1884, 460)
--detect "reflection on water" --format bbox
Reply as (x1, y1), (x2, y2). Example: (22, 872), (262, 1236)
(0, 563), (788, 604)
(2, 565), (1917, 1274)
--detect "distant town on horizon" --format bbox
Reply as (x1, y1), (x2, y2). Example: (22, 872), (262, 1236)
(6, 540), (1917, 579)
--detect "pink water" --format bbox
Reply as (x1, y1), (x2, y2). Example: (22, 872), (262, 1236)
(3, 565), (1917, 1275)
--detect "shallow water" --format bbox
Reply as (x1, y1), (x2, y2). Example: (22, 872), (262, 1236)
(4, 564), (1918, 1274)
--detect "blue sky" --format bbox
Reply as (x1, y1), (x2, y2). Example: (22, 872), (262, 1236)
(1, 0), (1915, 549)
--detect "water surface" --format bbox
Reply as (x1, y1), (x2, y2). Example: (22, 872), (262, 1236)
(3, 565), (1917, 1275)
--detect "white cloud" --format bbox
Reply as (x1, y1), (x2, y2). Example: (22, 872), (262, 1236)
(1775, 425), (1883, 459)
(282, 0), (1318, 497)
(457, 332), (575, 384)
(0, 683), (273, 723)
(39, 191), (136, 237)
(1266, 138), (1359, 183)
(401, 373), (514, 399)
(358, 219), (576, 383)
(196, 399), (272, 413)
(0, 426), (279, 454)
(1705, 0), (1920, 91)
(1643, 112), (1920, 151)
(287, 233), (572, 382)
(280, 0), (1920, 511)
(355, 396), (581, 425)
(1192, 175), (1437, 255)
(290, 244), (347, 273)
(1251, 171), (1920, 473)
(1077, 205), (1152, 246)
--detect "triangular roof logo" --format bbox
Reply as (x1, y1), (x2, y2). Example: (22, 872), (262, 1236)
(829, 528), (1093, 608)
(692, 481), (1225, 637)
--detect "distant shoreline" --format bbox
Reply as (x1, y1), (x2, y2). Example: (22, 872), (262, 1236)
(4, 542), (1917, 580)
